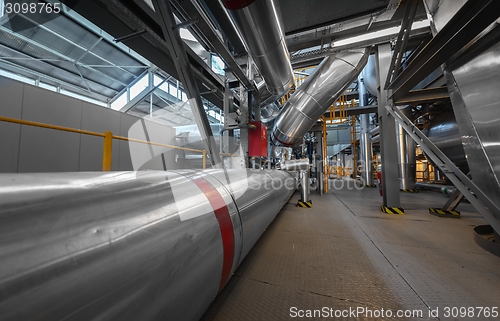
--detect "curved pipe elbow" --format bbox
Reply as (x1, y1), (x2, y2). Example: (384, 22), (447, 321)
(272, 49), (369, 146)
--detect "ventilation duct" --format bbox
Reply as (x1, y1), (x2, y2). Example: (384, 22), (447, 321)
(223, 0), (294, 119)
(272, 48), (369, 146)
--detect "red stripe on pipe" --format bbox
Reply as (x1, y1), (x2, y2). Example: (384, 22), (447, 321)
(272, 132), (293, 147)
(193, 177), (235, 292)
(222, 0), (256, 10)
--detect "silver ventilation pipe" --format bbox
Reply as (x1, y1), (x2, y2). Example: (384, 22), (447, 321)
(223, 0), (294, 110)
(272, 48), (369, 146)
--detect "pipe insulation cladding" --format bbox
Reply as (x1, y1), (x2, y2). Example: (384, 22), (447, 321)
(0, 169), (295, 320)
(272, 48), (369, 146)
(223, 0), (294, 100)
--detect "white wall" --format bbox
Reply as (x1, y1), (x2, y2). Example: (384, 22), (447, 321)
(0, 77), (176, 173)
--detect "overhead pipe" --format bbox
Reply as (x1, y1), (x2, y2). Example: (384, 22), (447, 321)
(273, 48), (369, 146)
(0, 169), (295, 320)
(222, 0), (294, 121)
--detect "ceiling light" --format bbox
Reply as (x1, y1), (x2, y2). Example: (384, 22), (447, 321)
(332, 19), (431, 48)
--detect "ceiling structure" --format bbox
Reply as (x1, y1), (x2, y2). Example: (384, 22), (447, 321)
(0, 0), (435, 125)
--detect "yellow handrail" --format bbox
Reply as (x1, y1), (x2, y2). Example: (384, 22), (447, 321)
(0, 115), (207, 170)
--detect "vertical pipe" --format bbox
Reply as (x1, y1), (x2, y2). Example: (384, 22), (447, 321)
(396, 120), (416, 189)
(202, 150), (207, 169)
(358, 75), (374, 186)
(300, 170), (310, 202)
(102, 131), (113, 171)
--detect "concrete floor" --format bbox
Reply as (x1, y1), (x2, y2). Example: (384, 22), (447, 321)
(201, 179), (500, 321)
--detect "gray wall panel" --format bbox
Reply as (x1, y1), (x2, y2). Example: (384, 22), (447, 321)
(19, 85), (82, 172)
(22, 85), (83, 127)
(0, 78), (23, 172)
(19, 127), (81, 172)
(0, 78), (176, 173)
(79, 103), (121, 171)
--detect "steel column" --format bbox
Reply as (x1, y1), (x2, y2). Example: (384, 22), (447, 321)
(152, 0), (220, 166)
(376, 44), (401, 207)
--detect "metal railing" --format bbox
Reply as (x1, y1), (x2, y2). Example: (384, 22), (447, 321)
(0, 116), (207, 171)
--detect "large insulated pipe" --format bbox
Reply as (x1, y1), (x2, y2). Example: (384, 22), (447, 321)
(272, 48), (369, 146)
(0, 169), (295, 321)
(223, 0), (294, 99)
(358, 74), (374, 186)
(396, 122), (416, 190)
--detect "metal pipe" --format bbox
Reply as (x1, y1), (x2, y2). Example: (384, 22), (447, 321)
(278, 158), (310, 171)
(358, 74), (373, 186)
(272, 48), (369, 146)
(300, 169), (310, 202)
(0, 169), (295, 320)
(396, 122), (416, 190)
(223, 0), (294, 98)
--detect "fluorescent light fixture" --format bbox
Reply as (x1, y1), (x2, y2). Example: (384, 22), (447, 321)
(333, 19), (431, 47)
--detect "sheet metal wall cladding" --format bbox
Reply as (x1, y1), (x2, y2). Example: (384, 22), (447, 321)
(272, 48), (369, 146)
(0, 169), (295, 320)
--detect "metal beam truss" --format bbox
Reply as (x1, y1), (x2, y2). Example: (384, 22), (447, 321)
(152, 0), (221, 166)
(386, 104), (500, 234)
(386, 0), (500, 103)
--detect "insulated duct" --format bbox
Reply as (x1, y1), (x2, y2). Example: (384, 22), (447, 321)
(0, 169), (295, 320)
(223, 0), (294, 110)
(272, 48), (369, 146)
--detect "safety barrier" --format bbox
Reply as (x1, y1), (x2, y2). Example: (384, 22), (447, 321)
(0, 115), (207, 171)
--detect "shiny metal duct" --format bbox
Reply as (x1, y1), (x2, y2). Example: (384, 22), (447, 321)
(272, 48), (369, 146)
(223, 0), (294, 98)
(361, 54), (378, 97)
(423, 110), (469, 173)
(396, 122), (416, 189)
(299, 170), (310, 203)
(358, 74), (374, 186)
(0, 169), (295, 320)
(278, 158), (310, 171)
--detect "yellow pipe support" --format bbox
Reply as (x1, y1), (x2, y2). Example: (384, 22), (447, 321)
(202, 150), (207, 169)
(102, 131), (113, 171)
(322, 118), (328, 194)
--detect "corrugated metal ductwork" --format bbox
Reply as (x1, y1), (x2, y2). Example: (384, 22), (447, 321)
(223, 0), (294, 104)
(272, 48), (369, 146)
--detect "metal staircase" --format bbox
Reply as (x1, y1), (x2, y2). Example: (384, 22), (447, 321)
(386, 105), (500, 234)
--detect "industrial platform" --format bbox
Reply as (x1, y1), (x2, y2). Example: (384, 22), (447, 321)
(201, 180), (500, 320)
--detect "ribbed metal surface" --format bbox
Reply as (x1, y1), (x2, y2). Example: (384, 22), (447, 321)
(273, 48), (368, 146)
(0, 10), (146, 99)
(0, 169), (295, 320)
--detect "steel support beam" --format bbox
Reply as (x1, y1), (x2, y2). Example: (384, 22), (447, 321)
(384, 0), (419, 89)
(377, 43), (400, 207)
(170, 0), (256, 92)
(387, 0), (500, 102)
(395, 86), (449, 105)
(152, 0), (220, 166)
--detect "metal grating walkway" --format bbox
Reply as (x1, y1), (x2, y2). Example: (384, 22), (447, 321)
(201, 180), (500, 321)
